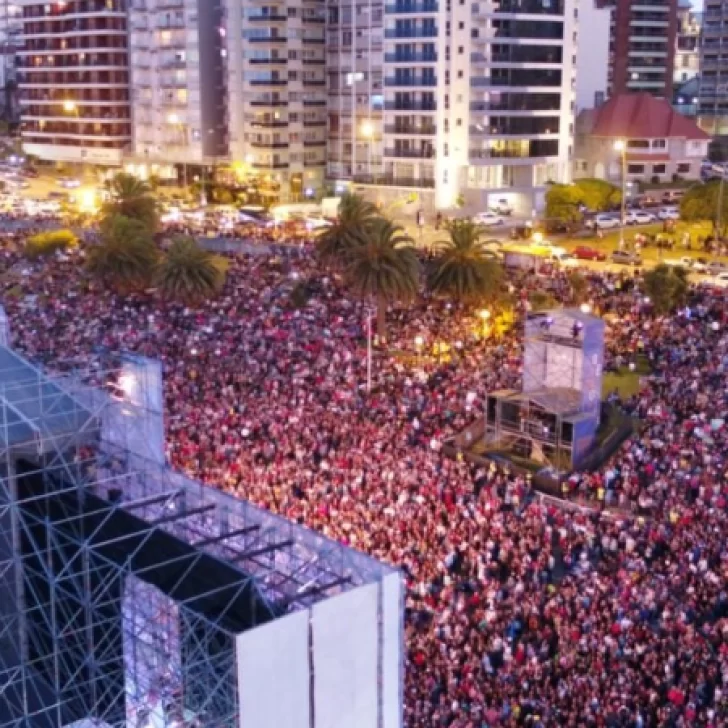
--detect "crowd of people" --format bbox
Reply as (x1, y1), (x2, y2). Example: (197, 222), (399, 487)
(2, 226), (728, 727)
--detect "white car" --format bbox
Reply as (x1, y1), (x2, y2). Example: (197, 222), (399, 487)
(625, 210), (656, 225)
(585, 213), (620, 230)
(665, 257), (708, 273)
(710, 271), (728, 288)
(473, 211), (504, 227)
(658, 206), (680, 221)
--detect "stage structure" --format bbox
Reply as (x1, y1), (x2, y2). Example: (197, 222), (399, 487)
(0, 334), (403, 728)
(484, 309), (605, 468)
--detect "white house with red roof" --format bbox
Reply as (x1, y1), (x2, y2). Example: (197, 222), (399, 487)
(574, 93), (711, 185)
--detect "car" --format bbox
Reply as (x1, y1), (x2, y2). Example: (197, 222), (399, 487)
(707, 260), (728, 276)
(658, 206), (680, 221)
(472, 211), (504, 227)
(665, 257), (708, 273)
(611, 250), (643, 265)
(572, 245), (607, 261)
(625, 210), (656, 225)
(709, 271), (728, 289)
(238, 205), (274, 226)
(662, 190), (685, 205)
(57, 177), (81, 189)
(490, 198), (513, 216)
(585, 213), (621, 230)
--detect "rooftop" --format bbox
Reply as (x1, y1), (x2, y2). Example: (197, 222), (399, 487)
(589, 93), (710, 141)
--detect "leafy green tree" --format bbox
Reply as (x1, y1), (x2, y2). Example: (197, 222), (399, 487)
(642, 264), (689, 314)
(344, 218), (420, 338)
(102, 173), (158, 232)
(316, 192), (380, 266)
(86, 215), (158, 291)
(155, 237), (228, 304)
(567, 271), (589, 304)
(25, 229), (78, 259)
(574, 178), (621, 212)
(528, 290), (557, 312)
(545, 184), (583, 229)
(428, 219), (503, 305)
(680, 180), (728, 235)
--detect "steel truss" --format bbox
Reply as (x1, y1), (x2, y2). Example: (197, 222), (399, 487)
(0, 346), (396, 728)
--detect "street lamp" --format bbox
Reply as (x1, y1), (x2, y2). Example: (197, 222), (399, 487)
(360, 120), (374, 179)
(614, 139), (627, 249)
(167, 113), (188, 188)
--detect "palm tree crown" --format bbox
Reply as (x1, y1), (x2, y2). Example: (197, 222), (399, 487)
(316, 192), (379, 266)
(344, 218), (420, 336)
(102, 173), (157, 232)
(428, 219), (503, 304)
(155, 236), (228, 304)
(86, 214), (158, 291)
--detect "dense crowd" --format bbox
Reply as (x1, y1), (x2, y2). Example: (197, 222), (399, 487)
(2, 231), (728, 728)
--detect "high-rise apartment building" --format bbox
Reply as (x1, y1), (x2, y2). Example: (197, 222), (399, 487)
(16, 0), (132, 166)
(608, 0), (678, 99)
(327, 0), (577, 213)
(674, 0), (700, 86)
(698, 0), (728, 137)
(225, 0), (328, 200)
(126, 0), (227, 180)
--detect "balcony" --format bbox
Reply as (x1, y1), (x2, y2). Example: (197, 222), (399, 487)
(383, 101), (437, 111)
(252, 161), (289, 169)
(302, 56), (326, 64)
(303, 99), (327, 106)
(352, 174), (435, 188)
(249, 120), (289, 128)
(472, 0), (565, 15)
(247, 35), (288, 43)
(247, 12), (288, 21)
(249, 57), (288, 65)
(303, 139), (327, 146)
(384, 77), (437, 87)
(385, 2), (439, 12)
(384, 28), (438, 38)
(384, 147), (435, 158)
(250, 78), (288, 85)
(302, 36), (326, 44)
(249, 99), (288, 106)
(384, 124), (436, 134)
(303, 79), (327, 86)
(384, 52), (438, 63)
(251, 141), (289, 148)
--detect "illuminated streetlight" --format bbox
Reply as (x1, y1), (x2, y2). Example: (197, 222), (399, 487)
(477, 309), (491, 338)
(414, 335), (424, 348)
(532, 231), (544, 245)
(579, 303), (592, 314)
(360, 120), (374, 176)
(63, 100), (77, 114)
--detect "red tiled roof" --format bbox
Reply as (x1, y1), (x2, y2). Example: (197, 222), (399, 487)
(591, 93), (710, 141)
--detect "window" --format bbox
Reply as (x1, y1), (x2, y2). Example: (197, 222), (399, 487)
(677, 162), (690, 173)
(652, 164), (666, 174)
(627, 139), (649, 149)
(652, 139), (666, 149)
(627, 164), (645, 174)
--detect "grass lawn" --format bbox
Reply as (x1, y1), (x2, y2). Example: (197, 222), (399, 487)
(558, 221), (724, 264)
(602, 355), (651, 399)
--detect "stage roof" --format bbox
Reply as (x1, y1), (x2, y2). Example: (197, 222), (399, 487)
(0, 345), (97, 452)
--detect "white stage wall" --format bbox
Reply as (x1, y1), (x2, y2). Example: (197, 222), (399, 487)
(312, 583), (379, 728)
(381, 573), (403, 728)
(236, 610), (311, 728)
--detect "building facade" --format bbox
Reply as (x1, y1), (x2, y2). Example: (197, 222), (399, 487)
(574, 92), (710, 184)
(608, 0), (678, 100)
(225, 0), (328, 201)
(575, 0), (612, 113)
(16, 0), (132, 166)
(125, 0), (227, 182)
(327, 0), (577, 214)
(698, 0), (728, 138)
(674, 0), (700, 86)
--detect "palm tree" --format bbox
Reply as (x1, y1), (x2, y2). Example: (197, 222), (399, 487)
(155, 236), (228, 304)
(316, 192), (380, 266)
(428, 219), (503, 305)
(102, 172), (158, 232)
(86, 214), (158, 291)
(344, 218), (420, 338)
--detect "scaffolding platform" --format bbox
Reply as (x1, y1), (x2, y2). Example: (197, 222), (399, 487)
(0, 343), (403, 728)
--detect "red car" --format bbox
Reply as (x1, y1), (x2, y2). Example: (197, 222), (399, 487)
(572, 246), (606, 261)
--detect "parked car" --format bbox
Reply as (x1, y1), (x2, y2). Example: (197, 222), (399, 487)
(473, 211), (504, 227)
(625, 210), (657, 225)
(707, 260), (728, 276)
(658, 206), (680, 221)
(611, 250), (643, 265)
(572, 245), (607, 261)
(662, 189), (685, 205)
(585, 214), (621, 230)
(490, 198), (513, 216)
(665, 257), (708, 273)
